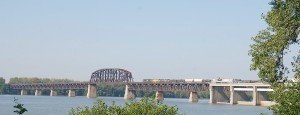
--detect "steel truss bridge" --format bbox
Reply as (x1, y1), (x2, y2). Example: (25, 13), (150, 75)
(9, 68), (273, 105)
(10, 68), (209, 92)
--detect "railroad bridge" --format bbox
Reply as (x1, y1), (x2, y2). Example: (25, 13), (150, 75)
(10, 68), (209, 102)
(10, 68), (273, 105)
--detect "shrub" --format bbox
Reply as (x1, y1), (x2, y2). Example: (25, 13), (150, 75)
(69, 97), (181, 115)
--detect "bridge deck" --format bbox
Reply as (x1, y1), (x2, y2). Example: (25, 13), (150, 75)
(127, 82), (210, 92)
(10, 82), (90, 90)
(11, 82), (270, 92)
(210, 83), (270, 87)
(11, 82), (210, 91)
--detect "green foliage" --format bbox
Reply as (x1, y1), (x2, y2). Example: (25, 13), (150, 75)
(69, 97), (181, 115)
(164, 91), (188, 98)
(0, 77), (5, 94)
(269, 80), (300, 114)
(7, 77), (80, 95)
(97, 84), (125, 97)
(3, 84), (13, 94)
(13, 104), (28, 115)
(198, 91), (210, 99)
(13, 98), (28, 115)
(249, 0), (300, 114)
(249, 0), (300, 83)
(9, 77), (75, 84)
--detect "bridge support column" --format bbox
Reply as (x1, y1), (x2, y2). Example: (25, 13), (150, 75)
(21, 89), (27, 95)
(253, 86), (257, 106)
(155, 91), (164, 101)
(124, 85), (135, 100)
(87, 84), (97, 98)
(50, 89), (57, 96)
(68, 89), (76, 97)
(230, 86), (234, 104)
(209, 86), (215, 103)
(35, 89), (42, 96)
(189, 92), (198, 102)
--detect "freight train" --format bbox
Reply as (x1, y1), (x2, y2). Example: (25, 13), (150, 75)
(142, 79), (211, 83)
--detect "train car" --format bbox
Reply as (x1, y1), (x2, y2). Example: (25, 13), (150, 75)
(193, 79), (203, 82)
(241, 80), (260, 83)
(143, 79), (159, 83)
(202, 79), (212, 83)
(184, 79), (210, 83)
(170, 79), (185, 83)
(143, 79), (185, 83)
(142, 79), (168, 83)
(212, 78), (242, 83)
(143, 79), (152, 82)
(185, 79), (194, 83)
(152, 79), (162, 83)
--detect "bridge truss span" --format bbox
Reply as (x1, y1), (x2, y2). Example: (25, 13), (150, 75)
(127, 82), (209, 92)
(10, 82), (90, 90)
(90, 68), (133, 84)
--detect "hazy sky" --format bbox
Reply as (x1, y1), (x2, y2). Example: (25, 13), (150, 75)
(0, 0), (272, 82)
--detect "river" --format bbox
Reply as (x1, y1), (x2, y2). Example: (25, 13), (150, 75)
(0, 95), (272, 115)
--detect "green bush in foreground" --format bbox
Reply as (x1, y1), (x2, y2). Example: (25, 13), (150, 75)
(13, 98), (27, 115)
(69, 97), (181, 115)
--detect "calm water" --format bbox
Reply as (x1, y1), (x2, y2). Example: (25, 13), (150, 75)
(0, 95), (272, 115)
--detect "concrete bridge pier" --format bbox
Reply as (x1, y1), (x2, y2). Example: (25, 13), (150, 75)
(189, 92), (198, 102)
(68, 89), (76, 97)
(253, 86), (257, 106)
(35, 89), (42, 96)
(21, 89), (27, 95)
(210, 86), (214, 103)
(230, 86), (234, 104)
(210, 86), (229, 103)
(155, 91), (164, 101)
(210, 83), (275, 106)
(124, 85), (135, 100)
(50, 89), (57, 96)
(87, 84), (97, 98)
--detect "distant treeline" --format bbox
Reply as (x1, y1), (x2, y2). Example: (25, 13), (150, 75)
(0, 77), (210, 99)
(8, 77), (77, 84)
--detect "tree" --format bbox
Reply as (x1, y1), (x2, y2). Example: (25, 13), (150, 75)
(0, 77), (5, 94)
(69, 96), (181, 115)
(13, 97), (28, 115)
(249, 0), (300, 114)
(9, 77), (75, 84)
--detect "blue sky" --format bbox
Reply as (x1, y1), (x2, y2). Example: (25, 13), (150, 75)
(0, 0), (271, 82)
